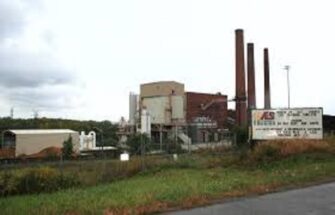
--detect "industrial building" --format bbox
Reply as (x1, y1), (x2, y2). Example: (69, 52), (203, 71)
(125, 28), (276, 147)
(2, 129), (80, 157)
(128, 81), (229, 145)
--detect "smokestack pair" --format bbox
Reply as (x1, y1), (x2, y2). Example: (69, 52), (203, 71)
(235, 29), (271, 126)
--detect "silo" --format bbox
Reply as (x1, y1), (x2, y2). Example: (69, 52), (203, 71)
(129, 93), (139, 125)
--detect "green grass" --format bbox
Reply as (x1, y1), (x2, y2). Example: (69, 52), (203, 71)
(1, 153), (335, 215)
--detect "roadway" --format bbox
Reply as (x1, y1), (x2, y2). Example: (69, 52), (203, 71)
(166, 182), (335, 215)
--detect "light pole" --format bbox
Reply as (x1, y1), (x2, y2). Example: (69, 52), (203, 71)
(284, 65), (291, 108)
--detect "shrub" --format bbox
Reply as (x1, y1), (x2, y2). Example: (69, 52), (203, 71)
(250, 139), (333, 163)
(0, 167), (79, 197)
(251, 142), (281, 163)
(62, 136), (74, 159)
(126, 133), (150, 155)
(0, 171), (20, 196)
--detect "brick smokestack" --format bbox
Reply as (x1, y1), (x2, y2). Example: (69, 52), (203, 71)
(264, 48), (271, 109)
(247, 43), (256, 109)
(235, 29), (247, 126)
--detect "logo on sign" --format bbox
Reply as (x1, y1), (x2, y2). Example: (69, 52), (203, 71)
(254, 111), (275, 120)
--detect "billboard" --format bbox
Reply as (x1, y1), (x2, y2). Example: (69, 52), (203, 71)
(252, 108), (323, 140)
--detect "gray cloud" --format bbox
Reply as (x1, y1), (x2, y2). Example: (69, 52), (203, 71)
(0, 48), (82, 112)
(3, 85), (85, 111)
(0, 50), (75, 88)
(0, 0), (83, 116)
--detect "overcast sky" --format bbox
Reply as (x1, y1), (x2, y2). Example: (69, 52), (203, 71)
(0, 0), (334, 121)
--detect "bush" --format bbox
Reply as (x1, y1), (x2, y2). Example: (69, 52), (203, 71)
(250, 142), (281, 163)
(0, 167), (79, 197)
(250, 139), (333, 163)
(126, 133), (150, 155)
(62, 136), (74, 159)
(0, 171), (20, 196)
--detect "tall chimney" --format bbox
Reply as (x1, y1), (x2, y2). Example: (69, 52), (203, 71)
(247, 43), (256, 109)
(264, 48), (271, 109)
(235, 29), (247, 126)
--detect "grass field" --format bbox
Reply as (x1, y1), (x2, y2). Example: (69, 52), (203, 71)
(1, 153), (335, 214)
(1, 139), (335, 214)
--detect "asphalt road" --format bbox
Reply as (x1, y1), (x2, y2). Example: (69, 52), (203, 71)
(166, 182), (335, 215)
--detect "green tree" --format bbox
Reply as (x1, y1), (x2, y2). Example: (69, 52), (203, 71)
(126, 133), (150, 155)
(62, 136), (73, 159)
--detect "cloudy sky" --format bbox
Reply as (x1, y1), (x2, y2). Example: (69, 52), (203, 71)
(0, 0), (334, 121)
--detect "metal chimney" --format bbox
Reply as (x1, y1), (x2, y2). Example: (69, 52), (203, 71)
(235, 29), (247, 126)
(247, 43), (256, 109)
(264, 48), (271, 109)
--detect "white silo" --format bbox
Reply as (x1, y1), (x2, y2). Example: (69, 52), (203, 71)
(129, 93), (139, 125)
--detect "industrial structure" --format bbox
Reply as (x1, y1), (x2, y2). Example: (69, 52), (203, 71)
(127, 81), (229, 146)
(0, 28), (275, 157)
(264, 48), (271, 109)
(235, 29), (273, 125)
(2, 129), (80, 157)
(247, 43), (256, 110)
(235, 29), (247, 127)
(125, 28), (274, 147)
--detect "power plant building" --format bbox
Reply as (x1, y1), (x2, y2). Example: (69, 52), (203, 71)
(127, 29), (275, 145)
(129, 81), (228, 144)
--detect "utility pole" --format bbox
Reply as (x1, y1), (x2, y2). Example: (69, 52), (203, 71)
(284, 65), (291, 109)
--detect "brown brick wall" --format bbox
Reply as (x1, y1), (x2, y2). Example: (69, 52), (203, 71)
(186, 92), (228, 128)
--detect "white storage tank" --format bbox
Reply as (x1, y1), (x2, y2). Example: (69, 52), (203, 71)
(129, 92), (139, 125)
